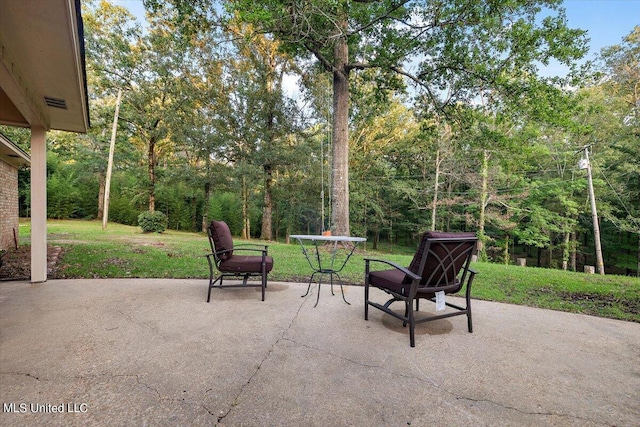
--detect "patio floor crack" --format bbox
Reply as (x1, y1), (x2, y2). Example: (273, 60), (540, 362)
(213, 295), (308, 424)
(453, 396), (606, 425)
(1, 371), (47, 381)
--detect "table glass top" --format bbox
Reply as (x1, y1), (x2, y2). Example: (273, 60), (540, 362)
(289, 234), (366, 242)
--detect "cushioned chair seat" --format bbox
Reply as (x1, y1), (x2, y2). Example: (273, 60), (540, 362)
(219, 255), (274, 273)
(369, 269), (461, 296)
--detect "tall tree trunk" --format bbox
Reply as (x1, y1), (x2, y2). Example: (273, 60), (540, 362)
(260, 164), (273, 241)
(202, 181), (210, 233)
(431, 148), (440, 231)
(148, 139), (156, 212)
(260, 51), (277, 241)
(98, 173), (105, 220)
(503, 234), (509, 265)
(242, 175), (250, 239)
(331, 20), (350, 236)
(477, 149), (490, 256)
(570, 232), (577, 271)
(562, 230), (571, 270)
(202, 153), (213, 232)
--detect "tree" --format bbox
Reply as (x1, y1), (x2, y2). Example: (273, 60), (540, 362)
(349, 85), (420, 246)
(224, 20), (298, 241)
(226, 0), (588, 236)
(83, 0), (143, 219)
(87, 1), (201, 215)
(589, 27), (640, 274)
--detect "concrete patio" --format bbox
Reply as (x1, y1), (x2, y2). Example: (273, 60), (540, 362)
(1, 278), (638, 426)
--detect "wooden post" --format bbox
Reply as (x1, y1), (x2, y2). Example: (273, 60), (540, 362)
(583, 148), (605, 274)
(102, 89), (122, 230)
(30, 127), (47, 283)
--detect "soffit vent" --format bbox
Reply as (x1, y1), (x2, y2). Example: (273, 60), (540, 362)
(43, 96), (67, 109)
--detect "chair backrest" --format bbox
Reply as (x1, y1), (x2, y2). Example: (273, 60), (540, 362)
(208, 220), (234, 261)
(404, 231), (477, 288)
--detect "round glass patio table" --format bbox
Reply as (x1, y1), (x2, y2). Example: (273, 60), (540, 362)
(289, 235), (366, 307)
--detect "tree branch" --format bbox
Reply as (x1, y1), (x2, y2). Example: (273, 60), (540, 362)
(349, 0), (412, 36)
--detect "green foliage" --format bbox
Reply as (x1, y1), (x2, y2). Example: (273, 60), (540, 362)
(46, 152), (83, 219)
(156, 180), (204, 231)
(209, 192), (243, 235)
(138, 210), (169, 233)
(38, 7), (637, 277)
(107, 172), (147, 226)
(39, 220), (640, 322)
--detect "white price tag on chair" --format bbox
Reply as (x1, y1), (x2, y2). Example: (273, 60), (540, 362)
(435, 291), (445, 311)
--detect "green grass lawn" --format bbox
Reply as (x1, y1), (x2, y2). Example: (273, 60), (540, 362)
(15, 219), (640, 322)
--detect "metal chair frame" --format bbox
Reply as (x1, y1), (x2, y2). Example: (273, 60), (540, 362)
(365, 233), (478, 347)
(205, 222), (271, 302)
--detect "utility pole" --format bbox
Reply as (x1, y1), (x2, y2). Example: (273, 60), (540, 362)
(102, 89), (122, 230)
(579, 146), (605, 274)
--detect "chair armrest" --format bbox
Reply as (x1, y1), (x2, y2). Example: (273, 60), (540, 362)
(232, 246), (268, 255)
(235, 243), (269, 251)
(462, 267), (478, 281)
(201, 248), (233, 259)
(364, 258), (421, 281)
(215, 248), (235, 257)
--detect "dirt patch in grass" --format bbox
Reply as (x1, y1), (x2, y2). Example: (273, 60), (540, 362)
(527, 287), (639, 322)
(0, 246), (63, 281)
(557, 291), (639, 319)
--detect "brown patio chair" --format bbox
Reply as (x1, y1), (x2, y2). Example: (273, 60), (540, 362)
(364, 231), (478, 347)
(205, 220), (274, 302)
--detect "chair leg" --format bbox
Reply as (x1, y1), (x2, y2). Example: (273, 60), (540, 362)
(206, 257), (215, 303)
(403, 301), (408, 327)
(408, 301), (416, 347)
(261, 270), (266, 302)
(466, 277), (473, 332)
(206, 275), (222, 303)
(467, 293), (473, 333)
(364, 284), (369, 320)
(364, 265), (370, 320)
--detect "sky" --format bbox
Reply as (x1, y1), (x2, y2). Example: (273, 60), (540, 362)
(112, 0), (639, 77)
(537, 0), (640, 76)
(562, 0), (638, 54)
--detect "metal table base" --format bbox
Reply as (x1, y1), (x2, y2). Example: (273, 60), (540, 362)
(290, 235), (366, 307)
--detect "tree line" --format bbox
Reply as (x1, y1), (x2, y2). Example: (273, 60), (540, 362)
(2, 0), (638, 276)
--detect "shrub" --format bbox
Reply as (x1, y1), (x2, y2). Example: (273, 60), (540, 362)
(138, 210), (168, 233)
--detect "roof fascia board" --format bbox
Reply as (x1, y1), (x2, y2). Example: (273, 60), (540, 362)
(0, 132), (31, 167)
(66, 0), (90, 131)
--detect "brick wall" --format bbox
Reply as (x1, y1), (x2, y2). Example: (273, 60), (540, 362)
(0, 159), (19, 251)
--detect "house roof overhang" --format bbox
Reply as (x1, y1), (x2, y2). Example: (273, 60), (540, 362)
(0, 0), (89, 133)
(0, 132), (30, 168)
